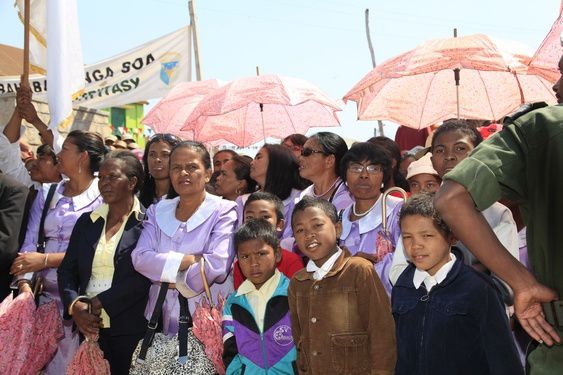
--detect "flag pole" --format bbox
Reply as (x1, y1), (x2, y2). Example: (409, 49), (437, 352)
(22, 0), (30, 82)
(364, 9), (385, 136)
(453, 28), (460, 119)
(188, 0), (202, 81)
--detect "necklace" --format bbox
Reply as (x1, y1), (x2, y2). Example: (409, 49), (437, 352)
(352, 199), (379, 218)
(312, 177), (340, 198)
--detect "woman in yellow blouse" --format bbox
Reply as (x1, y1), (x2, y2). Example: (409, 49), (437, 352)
(58, 150), (150, 374)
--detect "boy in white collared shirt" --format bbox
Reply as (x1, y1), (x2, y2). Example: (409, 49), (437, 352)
(392, 193), (522, 375)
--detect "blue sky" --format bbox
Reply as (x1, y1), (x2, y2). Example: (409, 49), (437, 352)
(0, 0), (560, 147)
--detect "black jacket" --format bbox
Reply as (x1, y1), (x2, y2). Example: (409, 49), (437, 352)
(58, 207), (150, 336)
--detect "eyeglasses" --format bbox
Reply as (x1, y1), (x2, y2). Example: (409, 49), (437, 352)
(347, 164), (383, 175)
(301, 147), (326, 157)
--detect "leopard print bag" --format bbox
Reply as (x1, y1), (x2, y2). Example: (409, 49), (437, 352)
(129, 283), (216, 375)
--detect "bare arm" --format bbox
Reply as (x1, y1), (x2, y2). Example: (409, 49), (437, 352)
(435, 180), (560, 345)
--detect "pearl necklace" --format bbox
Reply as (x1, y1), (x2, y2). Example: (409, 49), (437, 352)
(312, 178), (340, 198)
(352, 199), (379, 218)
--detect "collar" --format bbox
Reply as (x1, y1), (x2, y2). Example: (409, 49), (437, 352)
(340, 195), (402, 238)
(413, 253), (457, 290)
(90, 196), (142, 223)
(155, 193), (221, 237)
(236, 269), (281, 296)
(50, 178), (101, 210)
(294, 247), (351, 281)
(283, 188), (302, 206)
(306, 247), (343, 281)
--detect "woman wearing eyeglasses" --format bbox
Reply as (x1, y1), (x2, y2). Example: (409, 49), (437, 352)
(339, 142), (404, 294)
(139, 133), (181, 208)
(298, 132), (353, 211)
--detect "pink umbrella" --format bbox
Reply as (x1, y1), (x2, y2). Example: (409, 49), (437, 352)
(0, 292), (63, 374)
(142, 79), (226, 140)
(344, 34), (556, 130)
(527, 4), (563, 83)
(182, 74), (342, 147)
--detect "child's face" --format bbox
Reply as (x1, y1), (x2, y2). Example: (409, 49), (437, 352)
(431, 130), (475, 178)
(293, 206), (342, 267)
(237, 239), (281, 289)
(401, 214), (453, 276)
(408, 173), (441, 195)
(244, 200), (285, 232)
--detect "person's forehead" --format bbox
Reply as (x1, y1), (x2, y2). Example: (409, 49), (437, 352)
(245, 200), (277, 213)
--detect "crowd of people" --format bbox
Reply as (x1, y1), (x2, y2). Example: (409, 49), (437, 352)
(1, 63), (562, 374)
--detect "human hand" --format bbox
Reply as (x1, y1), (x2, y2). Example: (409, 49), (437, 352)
(10, 252), (47, 275)
(18, 281), (33, 294)
(18, 97), (41, 125)
(514, 283), (561, 346)
(179, 254), (203, 271)
(90, 296), (103, 317)
(72, 301), (102, 336)
(16, 79), (33, 106)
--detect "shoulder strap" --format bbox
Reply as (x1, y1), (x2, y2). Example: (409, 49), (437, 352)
(36, 184), (57, 253)
(177, 293), (193, 364)
(137, 282), (170, 362)
(328, 180), (344, 204)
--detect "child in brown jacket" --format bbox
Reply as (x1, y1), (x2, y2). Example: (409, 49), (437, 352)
(288, 196), (396, 375)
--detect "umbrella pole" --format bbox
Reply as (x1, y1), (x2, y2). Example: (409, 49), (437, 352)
(454, 68), (460, 119)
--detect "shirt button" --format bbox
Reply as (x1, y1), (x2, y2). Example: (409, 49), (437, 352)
(312, 351), (319, 356)
(311, 317), (317, 323)
(313, 285), (319, 290)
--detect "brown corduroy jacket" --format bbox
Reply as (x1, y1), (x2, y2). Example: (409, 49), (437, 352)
(288, 248), (396, 375)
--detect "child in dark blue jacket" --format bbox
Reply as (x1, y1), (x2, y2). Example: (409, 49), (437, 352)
(222, 219), (296, 374)
(392, 193), (523, 375)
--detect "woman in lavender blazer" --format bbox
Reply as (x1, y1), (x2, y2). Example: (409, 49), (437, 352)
(132, 141), (237, 335)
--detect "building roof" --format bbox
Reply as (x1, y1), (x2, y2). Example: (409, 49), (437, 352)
(0, 44), (23, 76)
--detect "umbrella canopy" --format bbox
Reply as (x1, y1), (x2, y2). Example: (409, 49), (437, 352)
(182, 74), (342, 147)
(527, 6), (563, 83)
(142, 79), (226, 140)
(344, 34), (557, 129)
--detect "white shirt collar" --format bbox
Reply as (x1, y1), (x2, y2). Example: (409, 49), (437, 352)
(50, 178), (101, 211)
(155, 193), (221, 237)
(340, 195), (402, 238)
(306, 247), (342, 281)
(413, 253), (456, 292)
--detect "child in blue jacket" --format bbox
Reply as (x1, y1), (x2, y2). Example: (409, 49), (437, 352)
(222, 219), (296, 374)
(392, 193), (523, 375)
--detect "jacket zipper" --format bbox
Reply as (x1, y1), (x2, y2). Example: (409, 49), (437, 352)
(261, 332), (269, 374)
(419, 290), (430, 373)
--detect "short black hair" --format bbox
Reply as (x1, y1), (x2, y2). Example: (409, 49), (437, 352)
(37, 144), (57, 164)
(340, 142), (392, 186)
(244, 191), (285, 223)
(291, 195), (338, 227)
(103, 150), (144, 194)
(234, 219), (280, 254)
(431, 119), (483, 150)
(399, 192), (451, 236)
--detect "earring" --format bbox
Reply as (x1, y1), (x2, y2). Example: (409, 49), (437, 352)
(381, 182), (384, 189)
(78, 163), (82, 174)
(235, 188), (241, 196)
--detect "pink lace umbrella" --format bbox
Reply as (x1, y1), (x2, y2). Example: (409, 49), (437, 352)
(527, 5), (563, 83)
(0, 292), (63, 375)
(142, 79), (226, 140)
(182, 74), (342, 147)
(67, 297), (110, 375)
(192, 258), (226, 375)
(344, 33), (556, 130)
